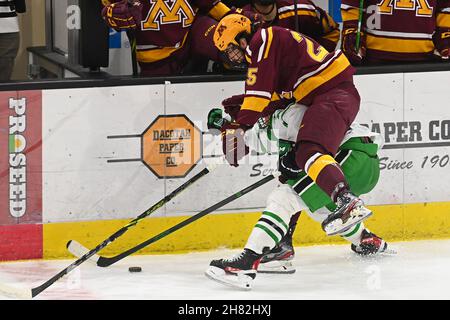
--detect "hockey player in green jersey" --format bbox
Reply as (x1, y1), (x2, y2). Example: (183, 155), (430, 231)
(205, 102), (390, 290)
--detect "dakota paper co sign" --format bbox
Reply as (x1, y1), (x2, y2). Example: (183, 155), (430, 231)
(142, 114), (202, 178)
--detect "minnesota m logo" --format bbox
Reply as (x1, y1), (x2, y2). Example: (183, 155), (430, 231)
(142, 0), (195, 30)
(378, 0), (433, 17)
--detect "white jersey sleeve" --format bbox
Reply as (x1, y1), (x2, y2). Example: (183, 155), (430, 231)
(244, 103), (306, 153)
(245, 103), (383, 154)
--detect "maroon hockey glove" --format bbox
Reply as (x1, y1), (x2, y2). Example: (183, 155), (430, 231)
(102, 0), (143, 31)
(433, 29), (450, 60)
(221, 122), (249, 167)
(341, 24), (366, 65)
(221, 94), (245, 121)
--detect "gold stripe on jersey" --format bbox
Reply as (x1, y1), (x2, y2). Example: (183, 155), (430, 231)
(366, 34), (434, 53)
(322, 29), (340, 43)
(264, 27), (274, 59)
(307, 155), (337, 182)
(437, 13), (450, 28)
(271, 92), (281, 102)
(293, 53), (351, 102)
(341, 7), (360, 21)
(321, 14), (340, 44)
(209, 2), (231, 20)
(241, 96), (271, 113)
(279, 9), (316, 20)
(136, 32), (189, 63)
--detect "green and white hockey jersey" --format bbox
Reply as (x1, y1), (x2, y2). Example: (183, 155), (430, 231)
(244, 103), (383, 215)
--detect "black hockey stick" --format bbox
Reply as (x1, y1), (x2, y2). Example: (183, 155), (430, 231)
(68, 174), (276, 268)
(0, 166), (213, 299)
(67, 165), (214, 258)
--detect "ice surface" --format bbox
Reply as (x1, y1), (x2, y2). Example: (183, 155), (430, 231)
(0, 239), (449, 300)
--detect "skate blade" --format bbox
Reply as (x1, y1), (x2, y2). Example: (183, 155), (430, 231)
(205, 266), (253, 291)
(325, 206), (373, 236)
(380, 247), (397, 255)
(378, 241), (397, 255)
(258, 260), (296, 274)
(354, 246), (398, 257)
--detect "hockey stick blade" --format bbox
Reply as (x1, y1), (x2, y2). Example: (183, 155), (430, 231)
(0, 241), (119, 299)
(65, 167), (212, 262)
(67, 240), (100, 265)
(74, 174), (275, 268)
(0, 283), (32, 300)
(0, 168), (212, 299)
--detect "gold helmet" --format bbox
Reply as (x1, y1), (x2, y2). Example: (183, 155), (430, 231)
(213, 14), (252, 51)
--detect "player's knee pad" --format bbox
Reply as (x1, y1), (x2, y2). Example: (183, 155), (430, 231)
(265, 184), (304, 226)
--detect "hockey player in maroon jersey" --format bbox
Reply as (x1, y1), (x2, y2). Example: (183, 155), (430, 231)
(100, 0), (259, 76)
(206, 101), (391, 287)
(207, 14), (374, 282)
(242, 0), (340, 52)
(341, 0), (450, 64)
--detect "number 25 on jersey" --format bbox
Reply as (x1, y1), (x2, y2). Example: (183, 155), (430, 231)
(290, 31), (329, 63)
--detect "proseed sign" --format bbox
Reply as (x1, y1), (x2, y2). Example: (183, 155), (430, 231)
(0, 91), (42, 261)
(9, 97), (27, 217)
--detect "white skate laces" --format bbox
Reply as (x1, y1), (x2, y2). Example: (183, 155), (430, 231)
(223, 251), (246, 263)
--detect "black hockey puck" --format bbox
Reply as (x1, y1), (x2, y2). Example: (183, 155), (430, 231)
(128, 266), (142, 273)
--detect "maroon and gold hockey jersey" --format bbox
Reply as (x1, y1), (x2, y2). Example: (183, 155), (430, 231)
(237, 26), (355, 126)
(242, 0), (340, 52)
(104, 0), (230, 64)
(341, 0), (450, 62)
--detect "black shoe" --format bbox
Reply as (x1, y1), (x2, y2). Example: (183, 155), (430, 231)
(322, 191), (373, 236)
(205, 249), (262, 290)
(351, 229), (388, 255)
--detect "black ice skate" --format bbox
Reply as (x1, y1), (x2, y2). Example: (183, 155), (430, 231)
(205, 249), (262, 290)
(351, 229), (394, 255)
(322, 191), (373, 236)
(259, 237), (295, 274)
